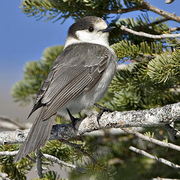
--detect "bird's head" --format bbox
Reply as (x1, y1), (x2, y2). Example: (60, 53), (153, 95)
(64, 16), (115, 48)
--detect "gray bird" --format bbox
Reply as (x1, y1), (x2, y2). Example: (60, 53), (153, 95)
(14, 16), (117, 162)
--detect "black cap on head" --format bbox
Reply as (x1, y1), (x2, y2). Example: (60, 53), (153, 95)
(68, 16), (104, 38)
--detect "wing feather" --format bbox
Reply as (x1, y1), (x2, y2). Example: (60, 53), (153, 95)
(30, 43), (112, 119)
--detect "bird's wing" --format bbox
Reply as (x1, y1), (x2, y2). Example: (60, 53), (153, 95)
(30, 43), (114, 120)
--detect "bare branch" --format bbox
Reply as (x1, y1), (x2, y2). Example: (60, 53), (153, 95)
(105, 1), (180, 23)
(129, 146), (180, 170)
(120, 25), (180, 39)
(0, 115), (31, 130)
(165, 0), (175, 4)
(0, 102), (180, 145)
(0, 151), (18, 156)
(42, 153), (84, 172)
(169, 27), (180, 32)
(139, 1), (180, 23)
(122, 128), (180, 152)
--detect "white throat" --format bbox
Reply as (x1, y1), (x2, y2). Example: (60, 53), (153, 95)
(64, 36), (109, 49)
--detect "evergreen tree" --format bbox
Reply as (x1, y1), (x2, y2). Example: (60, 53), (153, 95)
(1, 0), (180, 179)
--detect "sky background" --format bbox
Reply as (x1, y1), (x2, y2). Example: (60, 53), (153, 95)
(0, 1), (180, 124)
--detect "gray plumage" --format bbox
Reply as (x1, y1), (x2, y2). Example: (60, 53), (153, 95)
(14, 16), (117, 162)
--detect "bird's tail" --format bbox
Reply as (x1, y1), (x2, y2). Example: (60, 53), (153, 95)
(14, 106), (53, 162)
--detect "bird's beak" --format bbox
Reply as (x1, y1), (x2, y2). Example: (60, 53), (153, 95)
(102, 26), (116, 33)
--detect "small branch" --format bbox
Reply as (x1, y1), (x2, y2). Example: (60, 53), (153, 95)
(122, 129), (180, 152)
(0, 151), (18, 156)
(120, 25), (180, 39)
(36, 150), (43, 179)
(139, 1), (180, 23)
(169, 27), (180, 32)
(0, 115), (31, 130)
(130, 146), (180, 170)
(106, 1), (180, 23)
(165, 0), (175, 4)
(42, 153), (84, 172)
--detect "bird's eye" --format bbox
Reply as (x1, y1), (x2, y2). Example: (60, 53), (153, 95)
(88, 27), (94, 32)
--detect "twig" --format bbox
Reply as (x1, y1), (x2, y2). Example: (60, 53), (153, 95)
(106, 1), (180, 23)
(0, 102), (180, 145)
(0, 115), (31, 130)
(122, 128), (180, 152)
(169, 27), (180, 32)
(60, 139), (97, 164)
(0, 151), (18, 156)
(120, 25), (180, 39)
(42, 153), (84, 172)
(139, 1), (180, 23)
(129, 146), (180, 170)
(36, 149), (43, 179)
(165, 0), (175, 4)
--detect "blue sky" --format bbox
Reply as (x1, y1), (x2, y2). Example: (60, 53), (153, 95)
(0, 1), (180, 122)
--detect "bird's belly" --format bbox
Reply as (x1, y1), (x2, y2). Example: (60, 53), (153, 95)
(57, 60), (116, 118)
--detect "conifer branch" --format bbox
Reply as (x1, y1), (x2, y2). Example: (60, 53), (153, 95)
(105, 6), (142, 14)
(60, 139), (97, 164)
(120, 25), (180, 39)
(129, 146), (180, 170)
(0, 102), (180, 145)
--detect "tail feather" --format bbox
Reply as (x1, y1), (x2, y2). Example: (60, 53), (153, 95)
(14, 106), (53, 162)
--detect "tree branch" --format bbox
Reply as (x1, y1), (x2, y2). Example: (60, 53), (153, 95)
(122, 128), (180, 151)
(120, 25), (180, 39)
(60, 139), (97, 164)
(106, 1), (180, 23)
(129, 146), (180, 170)
(42, 153), (84, 172)
(0, 102), (180, 145)
(0, 115), (31, 130)
(139, 1), (180, 23)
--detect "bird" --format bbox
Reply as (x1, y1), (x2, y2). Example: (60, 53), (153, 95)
(14, 16), (117, 162)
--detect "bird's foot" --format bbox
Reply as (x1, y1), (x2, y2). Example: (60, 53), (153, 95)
(94, 103), (113, 125)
